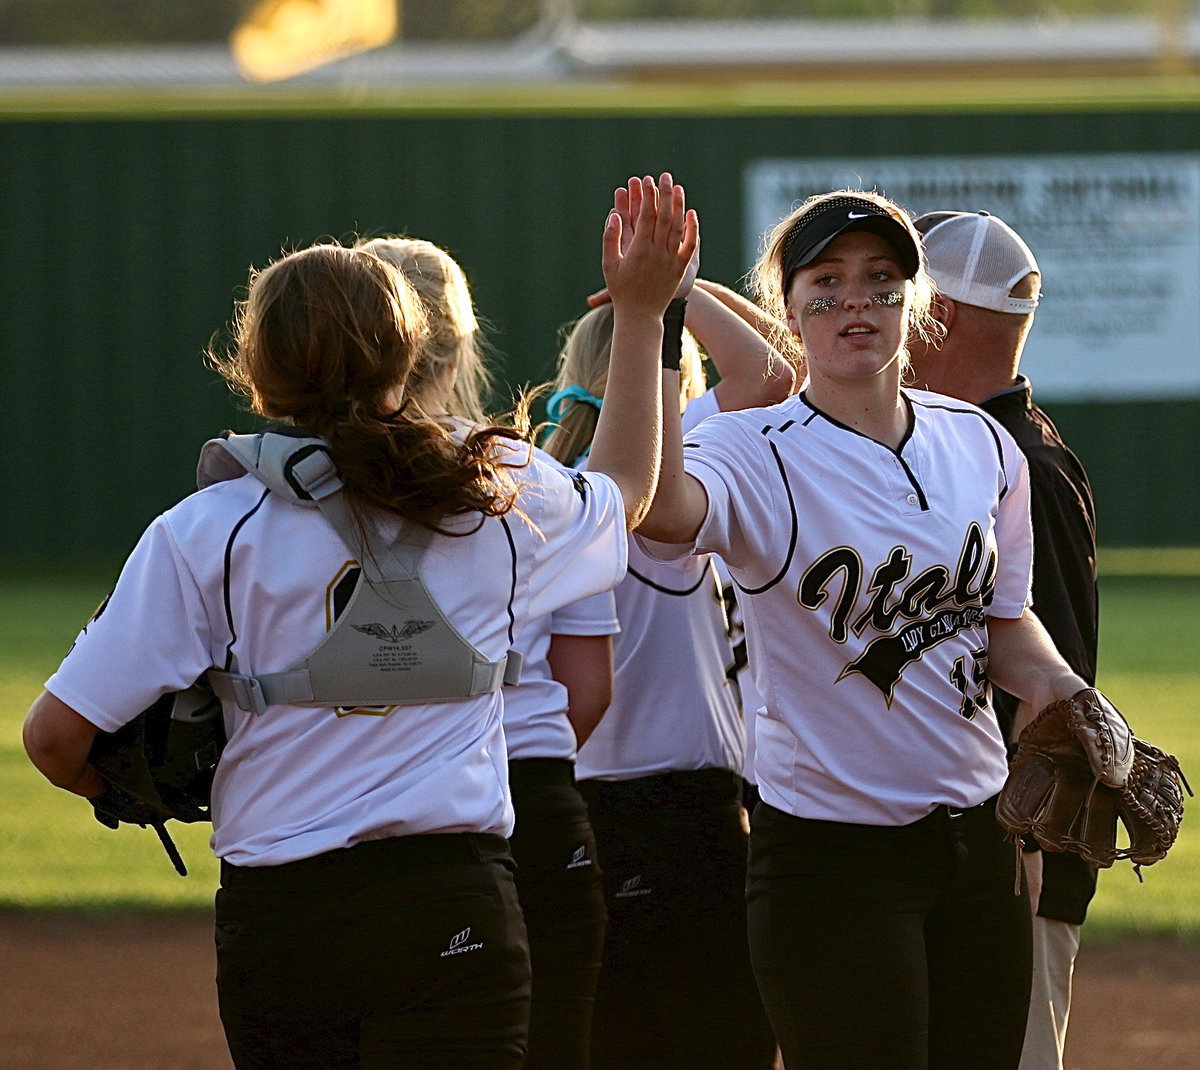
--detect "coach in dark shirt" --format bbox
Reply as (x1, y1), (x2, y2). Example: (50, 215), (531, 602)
(908, 210), (1099, 1070)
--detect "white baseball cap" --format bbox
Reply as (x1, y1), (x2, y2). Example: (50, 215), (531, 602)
(914, 211), (1040, 315)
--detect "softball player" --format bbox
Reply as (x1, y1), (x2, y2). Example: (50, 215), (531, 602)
(360, 235), (617, 1070)
(626, 184), (1093, 1070)
(23, 190), (695, 1070)
(499, 592), (616, 1069)
(542, 226), (789, 1068)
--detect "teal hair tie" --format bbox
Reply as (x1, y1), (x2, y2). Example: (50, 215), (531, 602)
(546, 384), (603, 426)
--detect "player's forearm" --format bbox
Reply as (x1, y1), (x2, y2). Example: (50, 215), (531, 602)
(548, 634), (614, 748)
(686, 287), (794, 411)
(693, 278), (785, 341)
(588, 309), (664, 530)
(23, 690), (105, 797)
(987, 611), (1088, 724)
(635, 369), (708, 545)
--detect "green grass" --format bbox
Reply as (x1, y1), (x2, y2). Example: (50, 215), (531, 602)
(1078, 572), (1200, 942)
(3, 554), (1199, 936)
(2, 563), (219, 908)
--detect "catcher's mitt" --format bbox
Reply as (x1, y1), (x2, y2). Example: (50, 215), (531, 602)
(996, 688), (1190, 876)
(88, 783), (192, 877)
(85, 682), (223, 878)
(89, 783), (173, 830)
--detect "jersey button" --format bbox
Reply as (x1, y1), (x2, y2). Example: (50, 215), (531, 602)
(906, 494), (919, 505)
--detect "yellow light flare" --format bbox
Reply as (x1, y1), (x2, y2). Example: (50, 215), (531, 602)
(231, 0), (399, 84)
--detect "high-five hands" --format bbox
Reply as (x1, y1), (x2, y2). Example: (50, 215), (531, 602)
(598, 174), (699, 314)
(587, 174), (699, 532)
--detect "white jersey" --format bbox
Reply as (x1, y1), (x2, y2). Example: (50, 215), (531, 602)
(576, 393), (745, 782)
(680, 387), (720, 432)
(716, 557), (761, 787)
(671, 388), (1033, 825)
(501, 444), (620, 762)
(502, 589), (619, 761)
(47, 445), (627, 865)
(686, 387), (759, 786)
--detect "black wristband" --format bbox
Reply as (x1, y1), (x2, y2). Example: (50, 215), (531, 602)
(661, 298), (688, 371)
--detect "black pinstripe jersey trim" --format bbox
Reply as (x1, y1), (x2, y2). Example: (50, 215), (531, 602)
(736, 433), (799, 597)
(910, 395), (1010, 500)
(221, 487), (271, 672)
(499, 514), (519, 646)
(796, 391), (930, 510)
(797, 390), (917, 449)
(628, 558), (715, 596)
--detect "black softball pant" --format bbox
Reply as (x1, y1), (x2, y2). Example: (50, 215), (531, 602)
(748, 797), (1032, 1070)
(507, 758), (608, 1070)
(579, 769), (778, 1070)
(214, 833), (530, 1070)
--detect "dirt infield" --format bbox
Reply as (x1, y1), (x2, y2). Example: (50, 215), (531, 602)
(3, 910), (1198, 1070)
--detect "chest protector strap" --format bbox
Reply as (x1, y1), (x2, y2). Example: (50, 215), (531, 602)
(198, 431), (521, 714)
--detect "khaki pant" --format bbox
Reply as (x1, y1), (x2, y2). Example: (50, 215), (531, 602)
(1019, 916), (1082, 1070)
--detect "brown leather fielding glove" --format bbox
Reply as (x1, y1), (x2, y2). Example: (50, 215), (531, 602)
(1117, 737), (1190, 871)
(996, 688), (1189, 875)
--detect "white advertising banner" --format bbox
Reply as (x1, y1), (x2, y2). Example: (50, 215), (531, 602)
(744, 154), (1200, 401)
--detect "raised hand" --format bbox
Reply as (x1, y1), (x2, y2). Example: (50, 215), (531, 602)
(588, 175), (698, 531)
(601, 174), (699, 319)
(619, 175), (699, 300)
(590, 174), (698, 308)
(675, 231), (701, 300)
(612, 179), (640, 258)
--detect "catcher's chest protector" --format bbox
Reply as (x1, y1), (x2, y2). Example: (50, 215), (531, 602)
(199, 432), (521, 713)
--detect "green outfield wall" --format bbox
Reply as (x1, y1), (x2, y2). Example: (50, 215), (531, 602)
(2, 101), (1198, 558)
